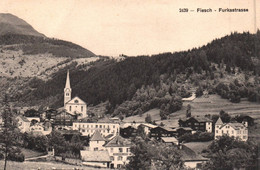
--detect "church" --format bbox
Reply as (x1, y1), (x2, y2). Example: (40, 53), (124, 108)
(64, 70), (87, 119)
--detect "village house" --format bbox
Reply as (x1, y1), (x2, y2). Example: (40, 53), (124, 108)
(80, 130), (132, 169)
(150, 126), (175, 139)
(29, 122), (52, 135)
(138, 123), (157, 135)
(103, 134), (132, 169)
(179, 116), (212, 133)
(214, 117), (248, 141)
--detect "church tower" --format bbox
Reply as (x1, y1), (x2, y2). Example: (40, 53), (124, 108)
(64, 70), (72, 106)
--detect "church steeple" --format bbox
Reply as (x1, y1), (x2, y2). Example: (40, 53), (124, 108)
(64, 70), (72, 105)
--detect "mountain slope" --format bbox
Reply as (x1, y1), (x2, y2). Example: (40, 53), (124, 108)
(12, 31), (260, 112)
(0, 13), (45, 37)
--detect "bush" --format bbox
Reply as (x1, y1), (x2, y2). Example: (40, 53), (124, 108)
(7, 148), (25, 162)
(179, 132), (214, 143)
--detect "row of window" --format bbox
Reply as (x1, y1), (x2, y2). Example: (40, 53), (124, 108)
(81, 129), (115, 133)
(110, 147), (130, 153)
(74, 124), (117, 129)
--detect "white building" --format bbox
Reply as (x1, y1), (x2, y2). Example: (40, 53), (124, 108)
(72, 121), (120, 137)
(215, 117), (248, 141)
(64, 70), (87, 119)
(89, 130), (107, 151)
(104, 135), (132, 169)
(81, 130), (132, 169)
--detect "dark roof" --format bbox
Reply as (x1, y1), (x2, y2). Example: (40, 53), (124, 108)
(180, 116), (212, 123)
(104, 135), (131, 147)
(215, 117), (223, 125)
(152, 126), (175, 132)
(90, 130), (106, 141)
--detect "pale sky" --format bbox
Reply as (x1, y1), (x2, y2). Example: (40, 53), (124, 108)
(0, 0), (259, 56)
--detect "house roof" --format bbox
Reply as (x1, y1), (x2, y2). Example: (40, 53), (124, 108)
(180, 116), (212, 123)
(81, 150), (111, 162)
(140, 123), (157, 129)
(161, 137), (178, 143)
(219, 122), (246, 130)
(90, 130), (106, 141)
(103, 135), (131, 147)
(215, 117), (223, 125)
(181, 145), (209, 161)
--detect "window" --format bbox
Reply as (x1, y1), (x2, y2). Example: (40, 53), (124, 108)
(69, 106), (71, 111)
(119, 148), (123, 152)
(110, 148), (113, 152)
(127, 148), (130, 152)
(81, 106), (83, 112)
(66, 93), (69, 96)
(118, 156), (123, 161)
(100, 125), (102, 128)
(94, 148), (98, 151)
(96, 125), (98, 128)
(216, 130), (218, 133)
(75, 100), (79, 103)
(110, 156), (114, 161)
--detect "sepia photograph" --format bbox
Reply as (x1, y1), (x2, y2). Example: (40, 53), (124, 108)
(0, 0), (259, 169)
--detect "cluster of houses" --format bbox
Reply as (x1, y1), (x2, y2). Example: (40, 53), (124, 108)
(0, 70), (253, 169)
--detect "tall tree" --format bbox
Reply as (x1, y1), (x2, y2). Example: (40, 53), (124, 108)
(0, 94), (21, 170)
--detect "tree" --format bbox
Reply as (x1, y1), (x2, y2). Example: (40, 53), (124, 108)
(196, 86), (203, 97)
(202, 135), (258, 170)
(145, 114), (152, 123)
(127, 137), (183, 170)
(186, 104), (191, 118)
(0, 94), (22, 170)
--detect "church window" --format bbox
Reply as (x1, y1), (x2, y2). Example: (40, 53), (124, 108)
(96, 125), (98, 128)
(75, 100), (79, 103)
(100, 125), (102, 128)
(66, 93), (69, 96)
(69, 106), (71, 111)
(81, 106), (83, 112)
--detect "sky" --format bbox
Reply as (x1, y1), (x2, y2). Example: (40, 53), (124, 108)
(0, 0), (259, 56)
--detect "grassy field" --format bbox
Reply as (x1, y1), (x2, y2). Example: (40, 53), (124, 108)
(20, 148), (46, 159)
(156, 94), (260, 127)
(123, 108), (161, 123)
(184, 141), (212, 155)
(0, 160), (108, 170)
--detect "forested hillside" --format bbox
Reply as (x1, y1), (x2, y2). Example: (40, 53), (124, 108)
(8, 31), (260, 117)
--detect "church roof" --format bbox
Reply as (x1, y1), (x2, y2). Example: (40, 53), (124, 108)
(65, 96), (87, 105)
(90, 130), (106, 141)
(103, 135), (131, 147)
(216, 117), (223, 125)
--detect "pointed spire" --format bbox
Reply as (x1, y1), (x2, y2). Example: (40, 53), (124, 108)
(216, 117), (223, 125)
(65, 70), (71, 89)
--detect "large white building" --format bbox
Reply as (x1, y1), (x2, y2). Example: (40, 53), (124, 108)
(64, 70), (87, 119)
(214, 117), (248, 141)
(72, 120), (120, 137)
(81, 130), (132, 169)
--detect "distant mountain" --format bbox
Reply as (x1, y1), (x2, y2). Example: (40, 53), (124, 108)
(0, 13), (45, 37)
(0, 13), (96, 78)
